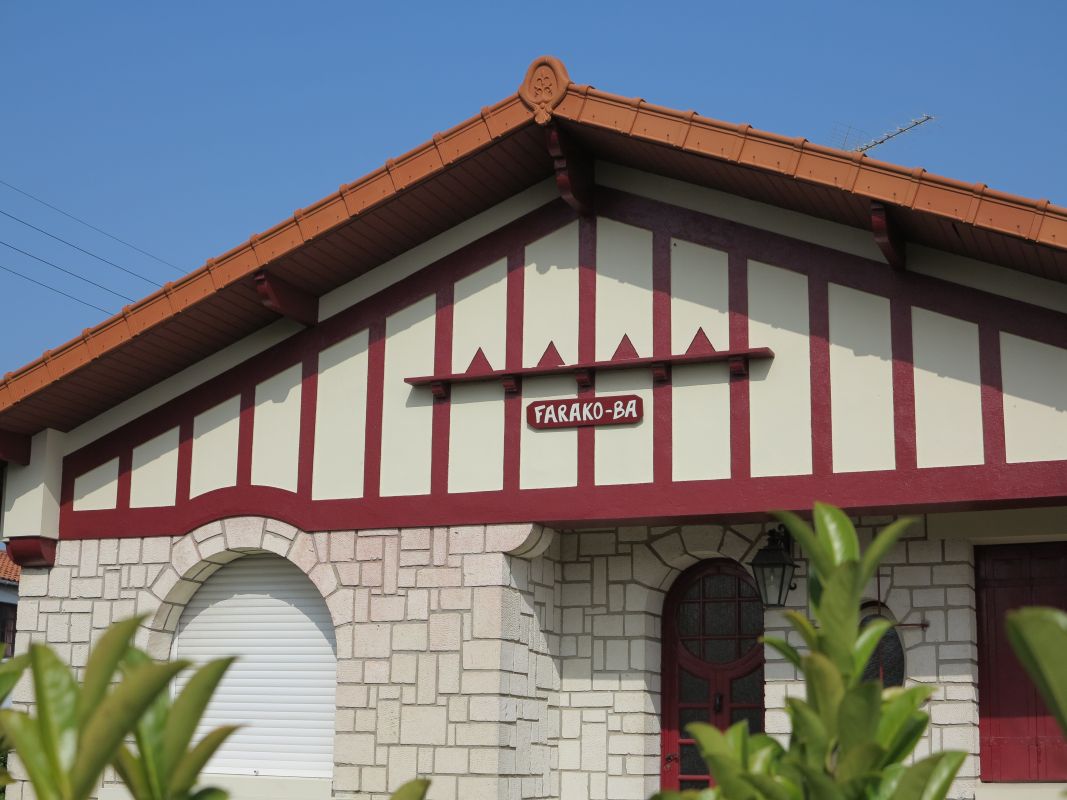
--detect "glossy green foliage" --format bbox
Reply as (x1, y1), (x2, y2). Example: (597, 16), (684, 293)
(0, 616), (232, 800)
(652, 504), (965, 800)
(1006, 607), (1067, 739)
(0, 653), (29, 787)
(112, 649), (238, 800)
(390, 779), (431, 799)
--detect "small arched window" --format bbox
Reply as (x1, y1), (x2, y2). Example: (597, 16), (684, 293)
(860, 603), (906, 687)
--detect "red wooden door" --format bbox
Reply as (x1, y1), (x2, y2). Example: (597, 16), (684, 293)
(661, 560), (765, 791)
(977, 542), (1067, 782)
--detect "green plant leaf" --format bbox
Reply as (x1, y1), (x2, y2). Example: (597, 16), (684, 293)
(883, 712), (930, 766)
(801, 653), (844, 736)
(877, 685), (934, 756)
(761, 637), (802, 670)
(836, 741), (886, 782)
(1006, 607), (1067, 738)
(792, 763), (846, 800)
(163, 657), (235, 785)
(78, 615), (146, 730)
(858, 519), (915, 589)
(390, 779), (432, 800)
(113, 744), (155, 800)
(0, 710), (61, 800)
(783, 612), (819, 651)
(741, 773), (796, 800)
(123, 648), (171, 800)
(0, 653), (28, 702)
(837, 681), (881, 751)
(773, 511), (833, 578)
(785, 697), (829, 768)
(30, 644), (79, 797)
(72, 659), (189, 800)
(813, 502), (859, 566)
(888, 751), (965, 800)
(169, 725), (240, 799)
(189, 789), (229, 800)
(851, 619), (894, 686)
(813, 561), (861, 677)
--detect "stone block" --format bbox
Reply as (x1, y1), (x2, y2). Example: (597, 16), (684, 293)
(907, 540), (942, 563)
(399, 705), (447, 745)
(892, 566), (931, 587)
(118, 538), (141, 564)
(933, 564), (974, 587)
(393, 623), (428, 651)
(351, 623), (391, 658)
(416, 567), (461, 588)
(370, 595), (406, 622)
(462, 554), (507, 586)
(449, 526), (485, 554)
(913, 588), (946, 608)
(429, 613), (462, 651)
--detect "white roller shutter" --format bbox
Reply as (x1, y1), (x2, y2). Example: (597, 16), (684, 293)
(173, 554), (337, 778)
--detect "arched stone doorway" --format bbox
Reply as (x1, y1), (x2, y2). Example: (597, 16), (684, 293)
(660, 559), (765, 792)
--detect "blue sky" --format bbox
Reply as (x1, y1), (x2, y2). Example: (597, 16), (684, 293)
(1, 1), (1064, 376)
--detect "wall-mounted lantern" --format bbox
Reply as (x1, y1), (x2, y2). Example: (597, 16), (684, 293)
(750, 524), (797, 607)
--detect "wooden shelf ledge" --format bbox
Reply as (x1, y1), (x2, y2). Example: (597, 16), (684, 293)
(406, 347), (774, 398)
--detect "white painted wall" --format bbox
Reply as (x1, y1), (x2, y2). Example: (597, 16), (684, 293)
(2, 428), (65, 538)
(748, 261), (812, 477)
(380, 296), (436, 497)
(251, 364), (302, 492)
(670, 239), (729, 353)
(130, 427), (180, 508)
(828, 284), (895, 473)
(520, 376), (578, 489)
(1000, 333), (1067, 463)
(912, 309), (984, 468)
(312, 331), (369, 501)
(595, 219), (653, 361)
(452, 258), (507, 373)
(71, 457), (119, 511)
(672, 364), (731, 482)
(594, 371), (653, 486)
(448, 383), (505, 493)
(189, 396), (241, 498)
(524, 222), (580, 367)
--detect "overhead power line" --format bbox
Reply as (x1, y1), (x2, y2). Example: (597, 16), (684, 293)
(0, 259), (112, 314)
(0, 207), (162, 287)
(0, 238), (135, 302)
(0, 177), (183, 273)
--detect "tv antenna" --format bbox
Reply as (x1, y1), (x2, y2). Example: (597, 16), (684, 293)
(854, 114), (935, 154)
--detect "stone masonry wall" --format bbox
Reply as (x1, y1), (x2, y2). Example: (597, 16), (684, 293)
(11, 514), (980, 799)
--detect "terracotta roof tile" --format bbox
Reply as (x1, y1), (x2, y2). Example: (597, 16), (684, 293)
(0, 550), (20, 583)
(0, 55), (1065, 441)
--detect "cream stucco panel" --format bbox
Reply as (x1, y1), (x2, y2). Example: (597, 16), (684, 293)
(71, 457), (119, 511)
(520, 376), (578, 489)
(448, 383), (505, 494)
(312, 330), (369, 501)
(130, 427), (180, 508)
(189, 395), (241, 498)
(828, 284), (895, 473)
(672, 364), (730, 482)
(452, 258), (507, 373)
(595, 219), (653, 361)
(912, 309), (984, 468)
(670, 238), (729, 353)
(594, 370), (653, 486)
(251, 364), (303, 492)
(380, 295), (436, 497)
(748, 261), (812, 477)
(1000, 332), (1067, 463)
(523, 222), (580, 368)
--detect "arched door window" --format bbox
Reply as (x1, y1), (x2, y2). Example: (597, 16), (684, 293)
(859, 603), (906, 688)
(661, 560), (765, 792)
(173, 554), (337, 778)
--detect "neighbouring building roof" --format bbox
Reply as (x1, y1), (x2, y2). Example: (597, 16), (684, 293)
(1, 55), (1065, 439)
(0, 550), (21, 584)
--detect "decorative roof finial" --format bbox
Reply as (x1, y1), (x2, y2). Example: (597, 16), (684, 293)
(518, 56), (571, 124)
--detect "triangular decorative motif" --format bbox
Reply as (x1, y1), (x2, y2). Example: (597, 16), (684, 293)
(685, 327), (718, 356)
(537, 342), (566, 368)
(465, 348), (494, 375)
(611, 334), (640, 361)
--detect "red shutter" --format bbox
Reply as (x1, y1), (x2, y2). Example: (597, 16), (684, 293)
(977, 542), (1067, 782)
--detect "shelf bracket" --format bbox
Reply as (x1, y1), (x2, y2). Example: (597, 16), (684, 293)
(871, 201), (906, 271)
(547, 124), (594, 217)
(254, 271), (319, 327)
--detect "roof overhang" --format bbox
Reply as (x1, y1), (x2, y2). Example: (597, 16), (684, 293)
(2, 55), (1065, 440)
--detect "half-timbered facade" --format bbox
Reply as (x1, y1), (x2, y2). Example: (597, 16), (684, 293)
(3, 57), (1067, 799)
